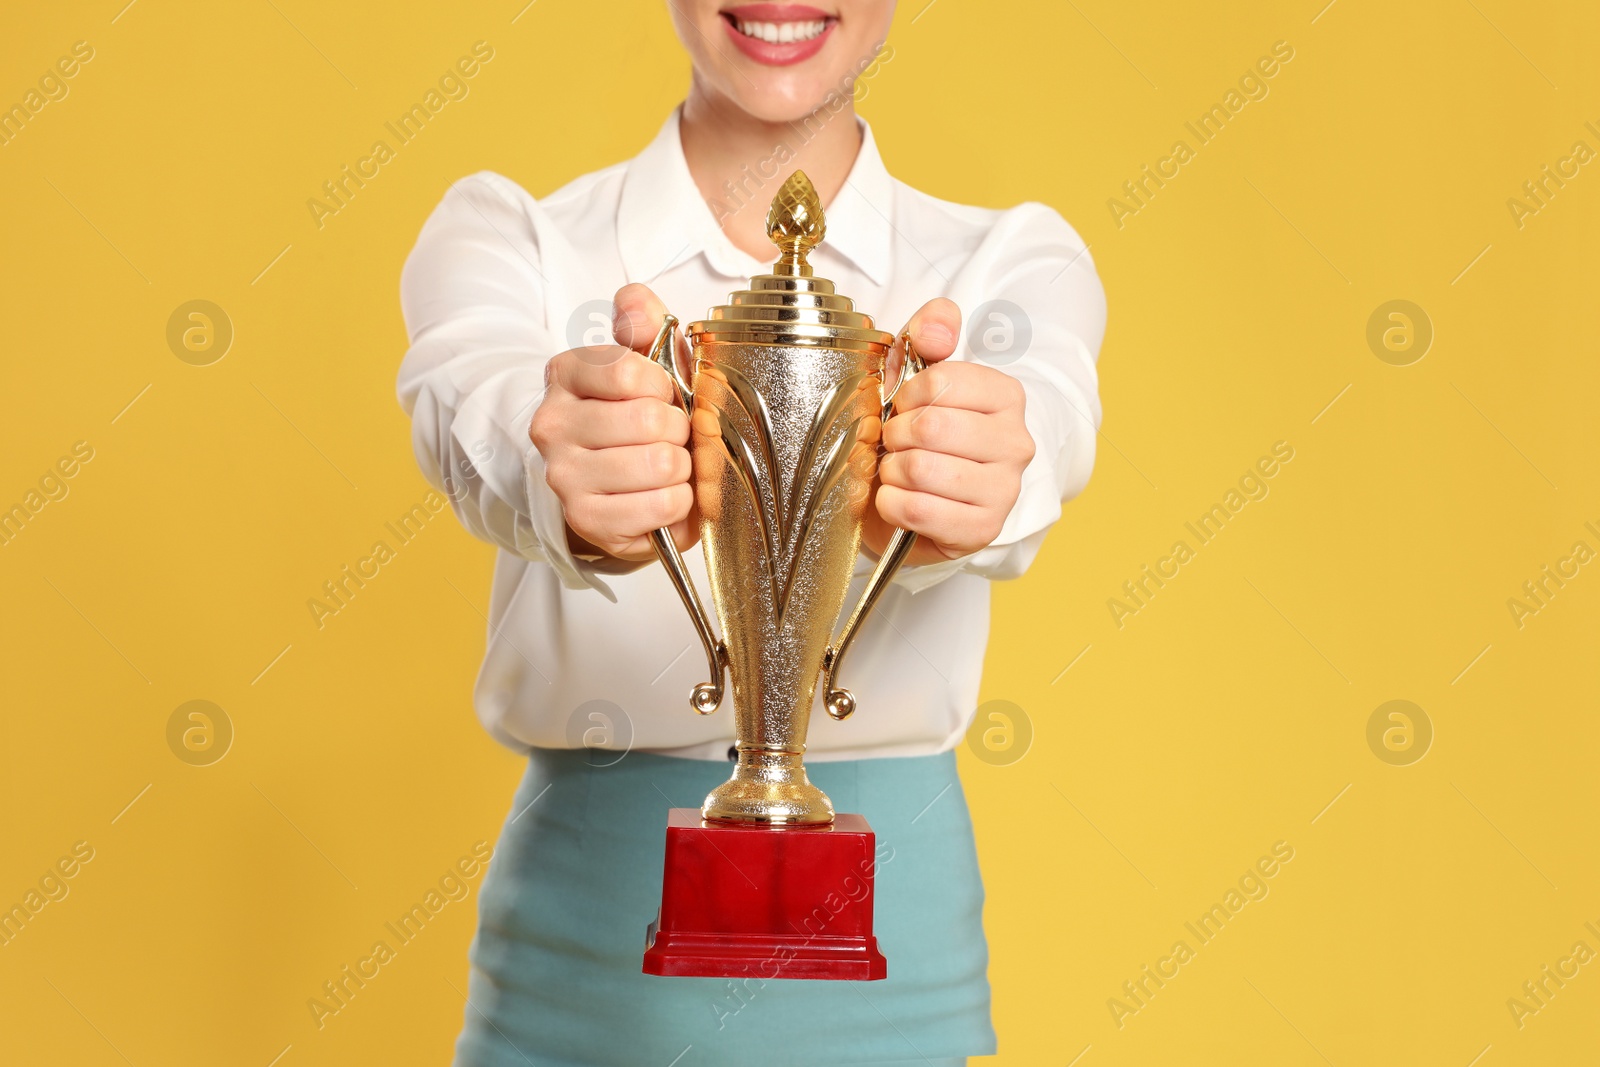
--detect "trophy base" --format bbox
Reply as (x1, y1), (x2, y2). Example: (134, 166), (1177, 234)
(643, 808), (887, 981)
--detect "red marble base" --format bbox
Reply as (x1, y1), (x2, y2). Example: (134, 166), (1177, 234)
(643, 808), (888, 981)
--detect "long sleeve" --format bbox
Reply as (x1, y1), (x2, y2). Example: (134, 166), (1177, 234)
(396, 172), (615, 599)
(894, 201), (1106, 595)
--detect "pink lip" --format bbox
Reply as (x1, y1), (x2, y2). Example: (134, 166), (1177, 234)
(723, 3), (832, 19)
(719, 5), (837, 67)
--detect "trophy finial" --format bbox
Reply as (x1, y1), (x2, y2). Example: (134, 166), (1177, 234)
(766, 170), (825, 276)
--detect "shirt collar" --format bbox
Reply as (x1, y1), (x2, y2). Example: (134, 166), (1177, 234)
(819, 119), (893, 286)
(617, 107), (895, 287)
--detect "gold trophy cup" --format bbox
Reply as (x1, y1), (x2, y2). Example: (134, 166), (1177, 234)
(645, 170), (924, 825)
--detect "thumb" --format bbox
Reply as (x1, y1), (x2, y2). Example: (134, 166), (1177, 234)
(898, 298), (961, 363)
(612, 282), (672, 354)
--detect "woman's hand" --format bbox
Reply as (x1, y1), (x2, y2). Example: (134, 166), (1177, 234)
(530, 283), (696, 564)
(865, 298), (1037, 568)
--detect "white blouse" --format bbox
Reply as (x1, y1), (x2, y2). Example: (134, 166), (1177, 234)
(397, 109), (1105, 761)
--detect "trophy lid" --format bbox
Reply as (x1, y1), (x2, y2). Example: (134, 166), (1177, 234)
(686, 171), (896, 353)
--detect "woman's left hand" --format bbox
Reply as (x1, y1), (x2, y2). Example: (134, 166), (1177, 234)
(865, 298), (1037, 568)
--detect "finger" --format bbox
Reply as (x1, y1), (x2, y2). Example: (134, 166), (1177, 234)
(882, 405), (1020, 463)
(899, 297), (961, 363)
(565, 443), (692, 495)
(563, 396), (689, 448)
(613, 283), (672, 353)
(665, 511), (700, 554)
(873, 484), (992, 553)
(879, 449), (1000, 508)
(893, 360), (1024, 416)
(600, 513), (701, 563)
(550, 347), (676, 404)
(566, 484), (693, 543)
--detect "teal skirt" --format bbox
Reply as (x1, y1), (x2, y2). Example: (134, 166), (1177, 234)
(454, 747), (995, 1066)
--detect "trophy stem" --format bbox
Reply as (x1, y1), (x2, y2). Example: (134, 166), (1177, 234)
(702, 745), (834, 825)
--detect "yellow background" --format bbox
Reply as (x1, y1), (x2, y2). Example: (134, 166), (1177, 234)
(2, 1), (1596, 1064)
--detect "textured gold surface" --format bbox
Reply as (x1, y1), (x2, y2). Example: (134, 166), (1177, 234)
(766, 169), (824, 274)
(693, 341), (882, 823)
(648, 170), (923, 825)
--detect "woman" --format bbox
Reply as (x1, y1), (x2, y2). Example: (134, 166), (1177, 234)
(398, 2), (1105, 1063)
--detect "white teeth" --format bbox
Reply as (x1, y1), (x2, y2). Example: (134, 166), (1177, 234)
(735, 18), (828, 44)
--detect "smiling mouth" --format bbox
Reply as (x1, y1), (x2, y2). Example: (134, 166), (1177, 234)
(717, 5), (839, 61)
(724, 15), (833, 44)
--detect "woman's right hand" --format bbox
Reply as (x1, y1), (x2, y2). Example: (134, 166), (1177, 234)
(530, 283), (698, 564)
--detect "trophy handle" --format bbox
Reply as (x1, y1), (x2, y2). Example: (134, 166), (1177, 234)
(643, 314), (726, 715)
(820, 331), (928, 721)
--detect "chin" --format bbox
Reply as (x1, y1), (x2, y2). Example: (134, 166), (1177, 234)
(727, 75), (843, 124)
